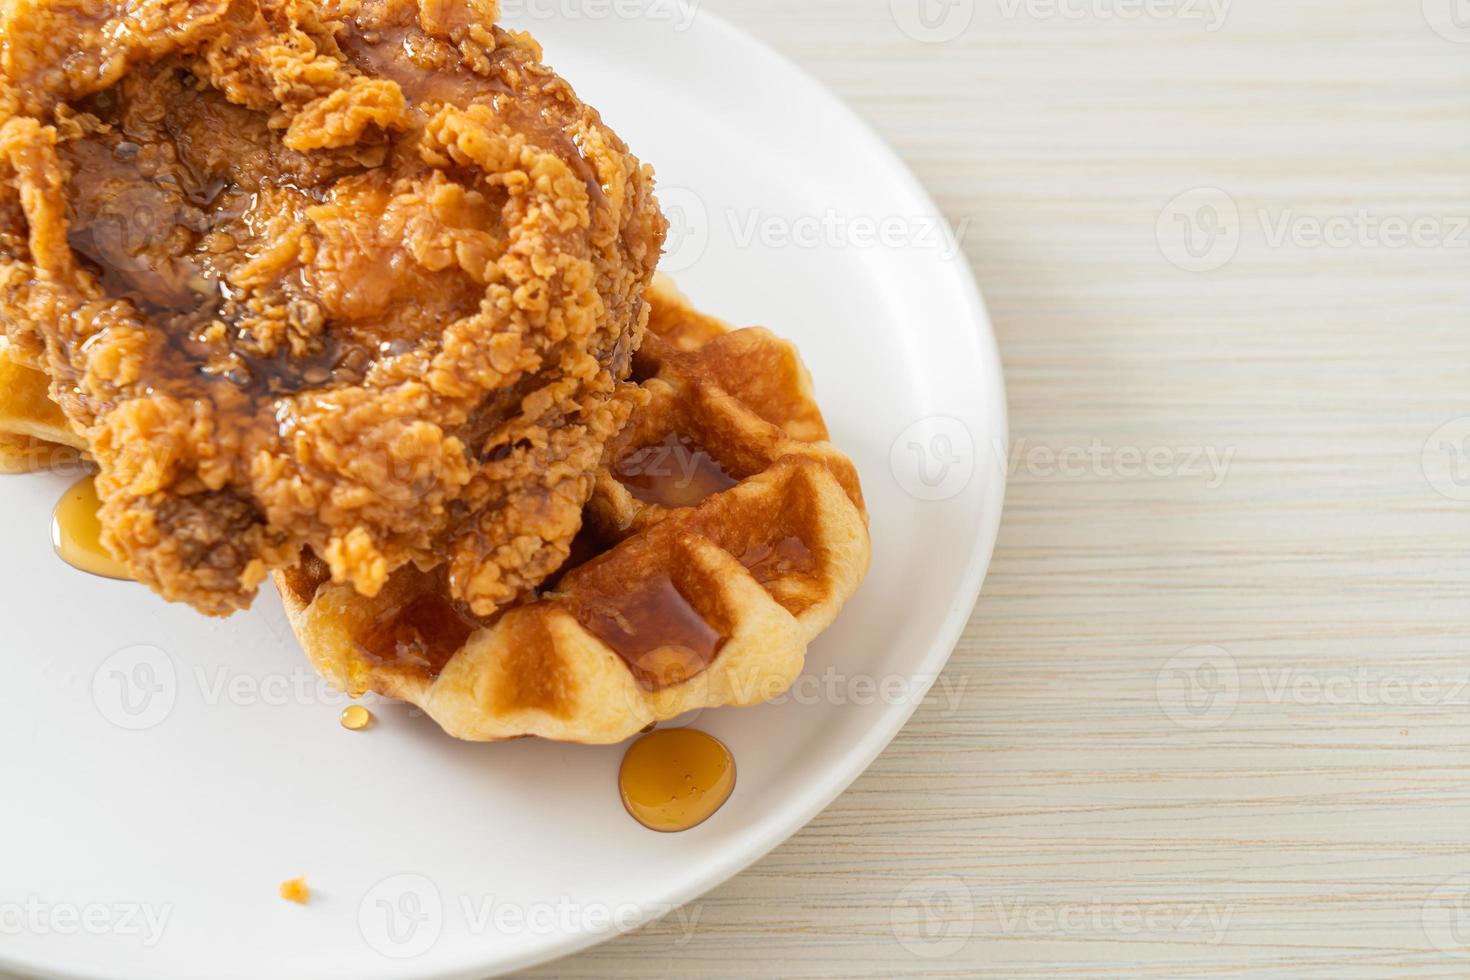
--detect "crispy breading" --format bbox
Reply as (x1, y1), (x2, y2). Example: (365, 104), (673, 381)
(0, 0), (666, 615)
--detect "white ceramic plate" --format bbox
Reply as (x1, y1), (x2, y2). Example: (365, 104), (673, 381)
(0, 6), (1005, 978)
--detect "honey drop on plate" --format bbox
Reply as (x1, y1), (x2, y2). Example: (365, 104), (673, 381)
(51, 475), (130, 581)
(619, 728), (735, 833)
(340, 704), (373, 730)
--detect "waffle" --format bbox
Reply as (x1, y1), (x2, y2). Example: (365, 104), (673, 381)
(275, 279), (870, 743)
(0, 345), (84, 472)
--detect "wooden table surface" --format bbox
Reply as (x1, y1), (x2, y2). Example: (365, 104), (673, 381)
(539, 1), (1470, 975)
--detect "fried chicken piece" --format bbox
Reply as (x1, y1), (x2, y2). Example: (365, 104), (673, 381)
(0, 0), (666, 615)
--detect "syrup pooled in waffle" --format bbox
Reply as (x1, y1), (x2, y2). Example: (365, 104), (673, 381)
(276, 280), (871, 743)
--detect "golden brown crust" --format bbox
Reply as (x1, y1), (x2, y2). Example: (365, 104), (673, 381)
(0, 0), (665, 615)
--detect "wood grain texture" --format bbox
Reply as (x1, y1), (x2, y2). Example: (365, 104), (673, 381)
(536, 1), (1470, 976)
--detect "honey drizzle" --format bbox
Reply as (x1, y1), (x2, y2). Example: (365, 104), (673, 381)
(570, 573), (725, 690)
(280, 551), (331, 603)
(738, 534), (813, 585)
(619, 728), (736, 833)
(356, 591), (480, 676)
(736, 533), (819, 615)
(306, 559), (485, 679)
(615, 432), (736, 509)
(51, 475), (131, 581)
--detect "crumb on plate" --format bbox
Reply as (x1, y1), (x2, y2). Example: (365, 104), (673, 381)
(279, 877), (310, 905)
